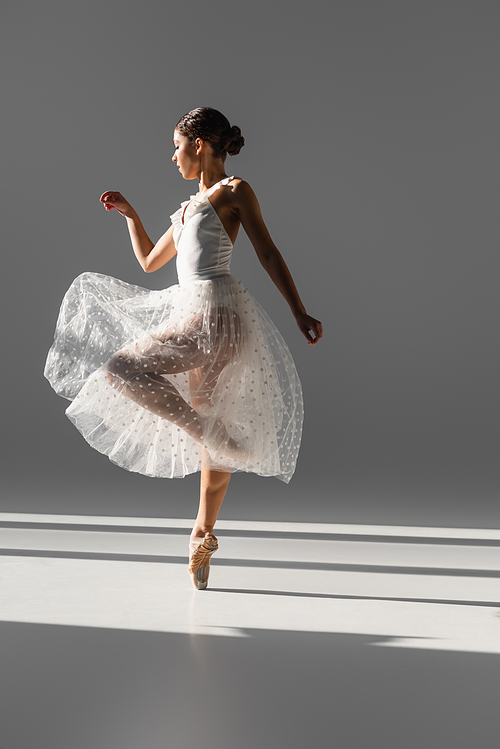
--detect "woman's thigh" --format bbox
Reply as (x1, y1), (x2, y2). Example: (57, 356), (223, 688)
(109, 306), (242, 382)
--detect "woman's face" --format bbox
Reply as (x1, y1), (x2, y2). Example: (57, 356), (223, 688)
(172, 130), (199, 179)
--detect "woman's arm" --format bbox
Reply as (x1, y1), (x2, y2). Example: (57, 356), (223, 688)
(233, 181), (323, 345)
(100, 191), (177, 273)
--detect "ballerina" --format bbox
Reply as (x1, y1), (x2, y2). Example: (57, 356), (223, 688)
(45, 107), (323, 589)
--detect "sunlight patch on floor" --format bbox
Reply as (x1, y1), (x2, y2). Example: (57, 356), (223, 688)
(1, 514), (499, 652)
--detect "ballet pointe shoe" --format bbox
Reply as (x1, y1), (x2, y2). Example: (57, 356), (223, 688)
(188, 532), (219, 590)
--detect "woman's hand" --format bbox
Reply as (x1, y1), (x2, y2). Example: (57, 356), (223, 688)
(295, 312), (323, 345)
(100, 191), (134, 217)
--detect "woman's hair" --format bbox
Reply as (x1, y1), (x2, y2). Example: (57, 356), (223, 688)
(175, 107), (245, 159)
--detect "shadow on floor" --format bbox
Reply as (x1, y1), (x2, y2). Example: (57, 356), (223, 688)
(1, 621), (498, 749)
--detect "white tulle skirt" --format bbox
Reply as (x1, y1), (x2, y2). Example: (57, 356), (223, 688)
(44, 272), (303, 482)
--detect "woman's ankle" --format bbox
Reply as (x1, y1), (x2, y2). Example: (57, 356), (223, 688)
(191, 524), (214, 539)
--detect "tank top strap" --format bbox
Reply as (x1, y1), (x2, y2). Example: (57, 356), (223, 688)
(205, 175), (235, 198)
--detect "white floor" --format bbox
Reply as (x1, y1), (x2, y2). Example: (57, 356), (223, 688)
(1, 514), (499, 749)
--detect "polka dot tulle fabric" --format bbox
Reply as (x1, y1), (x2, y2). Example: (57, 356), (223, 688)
(45, 180), (303, 482)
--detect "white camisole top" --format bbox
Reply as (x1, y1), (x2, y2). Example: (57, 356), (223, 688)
(170, 176), (235, 285)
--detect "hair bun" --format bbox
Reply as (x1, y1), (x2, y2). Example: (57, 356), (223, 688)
(176, 108), (245, 158)
(226, 125), (245, 156)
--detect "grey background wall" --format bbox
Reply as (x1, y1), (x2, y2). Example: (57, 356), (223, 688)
(2, 0), (499, 526)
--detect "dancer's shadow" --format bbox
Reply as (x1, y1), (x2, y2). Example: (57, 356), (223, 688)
(209, 587), (500, 608)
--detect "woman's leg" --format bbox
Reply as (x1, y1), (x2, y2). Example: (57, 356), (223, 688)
(191, 462), (232, 538)
(107, 365), (205, 442)
(106, 324), (246, 456)
(188, 461), (231, 589)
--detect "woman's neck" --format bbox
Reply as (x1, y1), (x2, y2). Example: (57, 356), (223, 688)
(196, 161), (228, 194)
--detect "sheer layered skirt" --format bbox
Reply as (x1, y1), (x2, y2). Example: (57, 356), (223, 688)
(44, 272), (303, 482)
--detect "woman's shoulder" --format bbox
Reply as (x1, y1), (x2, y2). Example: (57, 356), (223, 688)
(226, 177), (258, 207)
(227, 176), (251, 192)
(209, 177), (261, 221)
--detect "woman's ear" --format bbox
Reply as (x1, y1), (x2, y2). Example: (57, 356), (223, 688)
(195, 138), (204, 154)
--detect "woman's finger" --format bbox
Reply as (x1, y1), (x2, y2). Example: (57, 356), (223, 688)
(100, 191), (119, 202)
